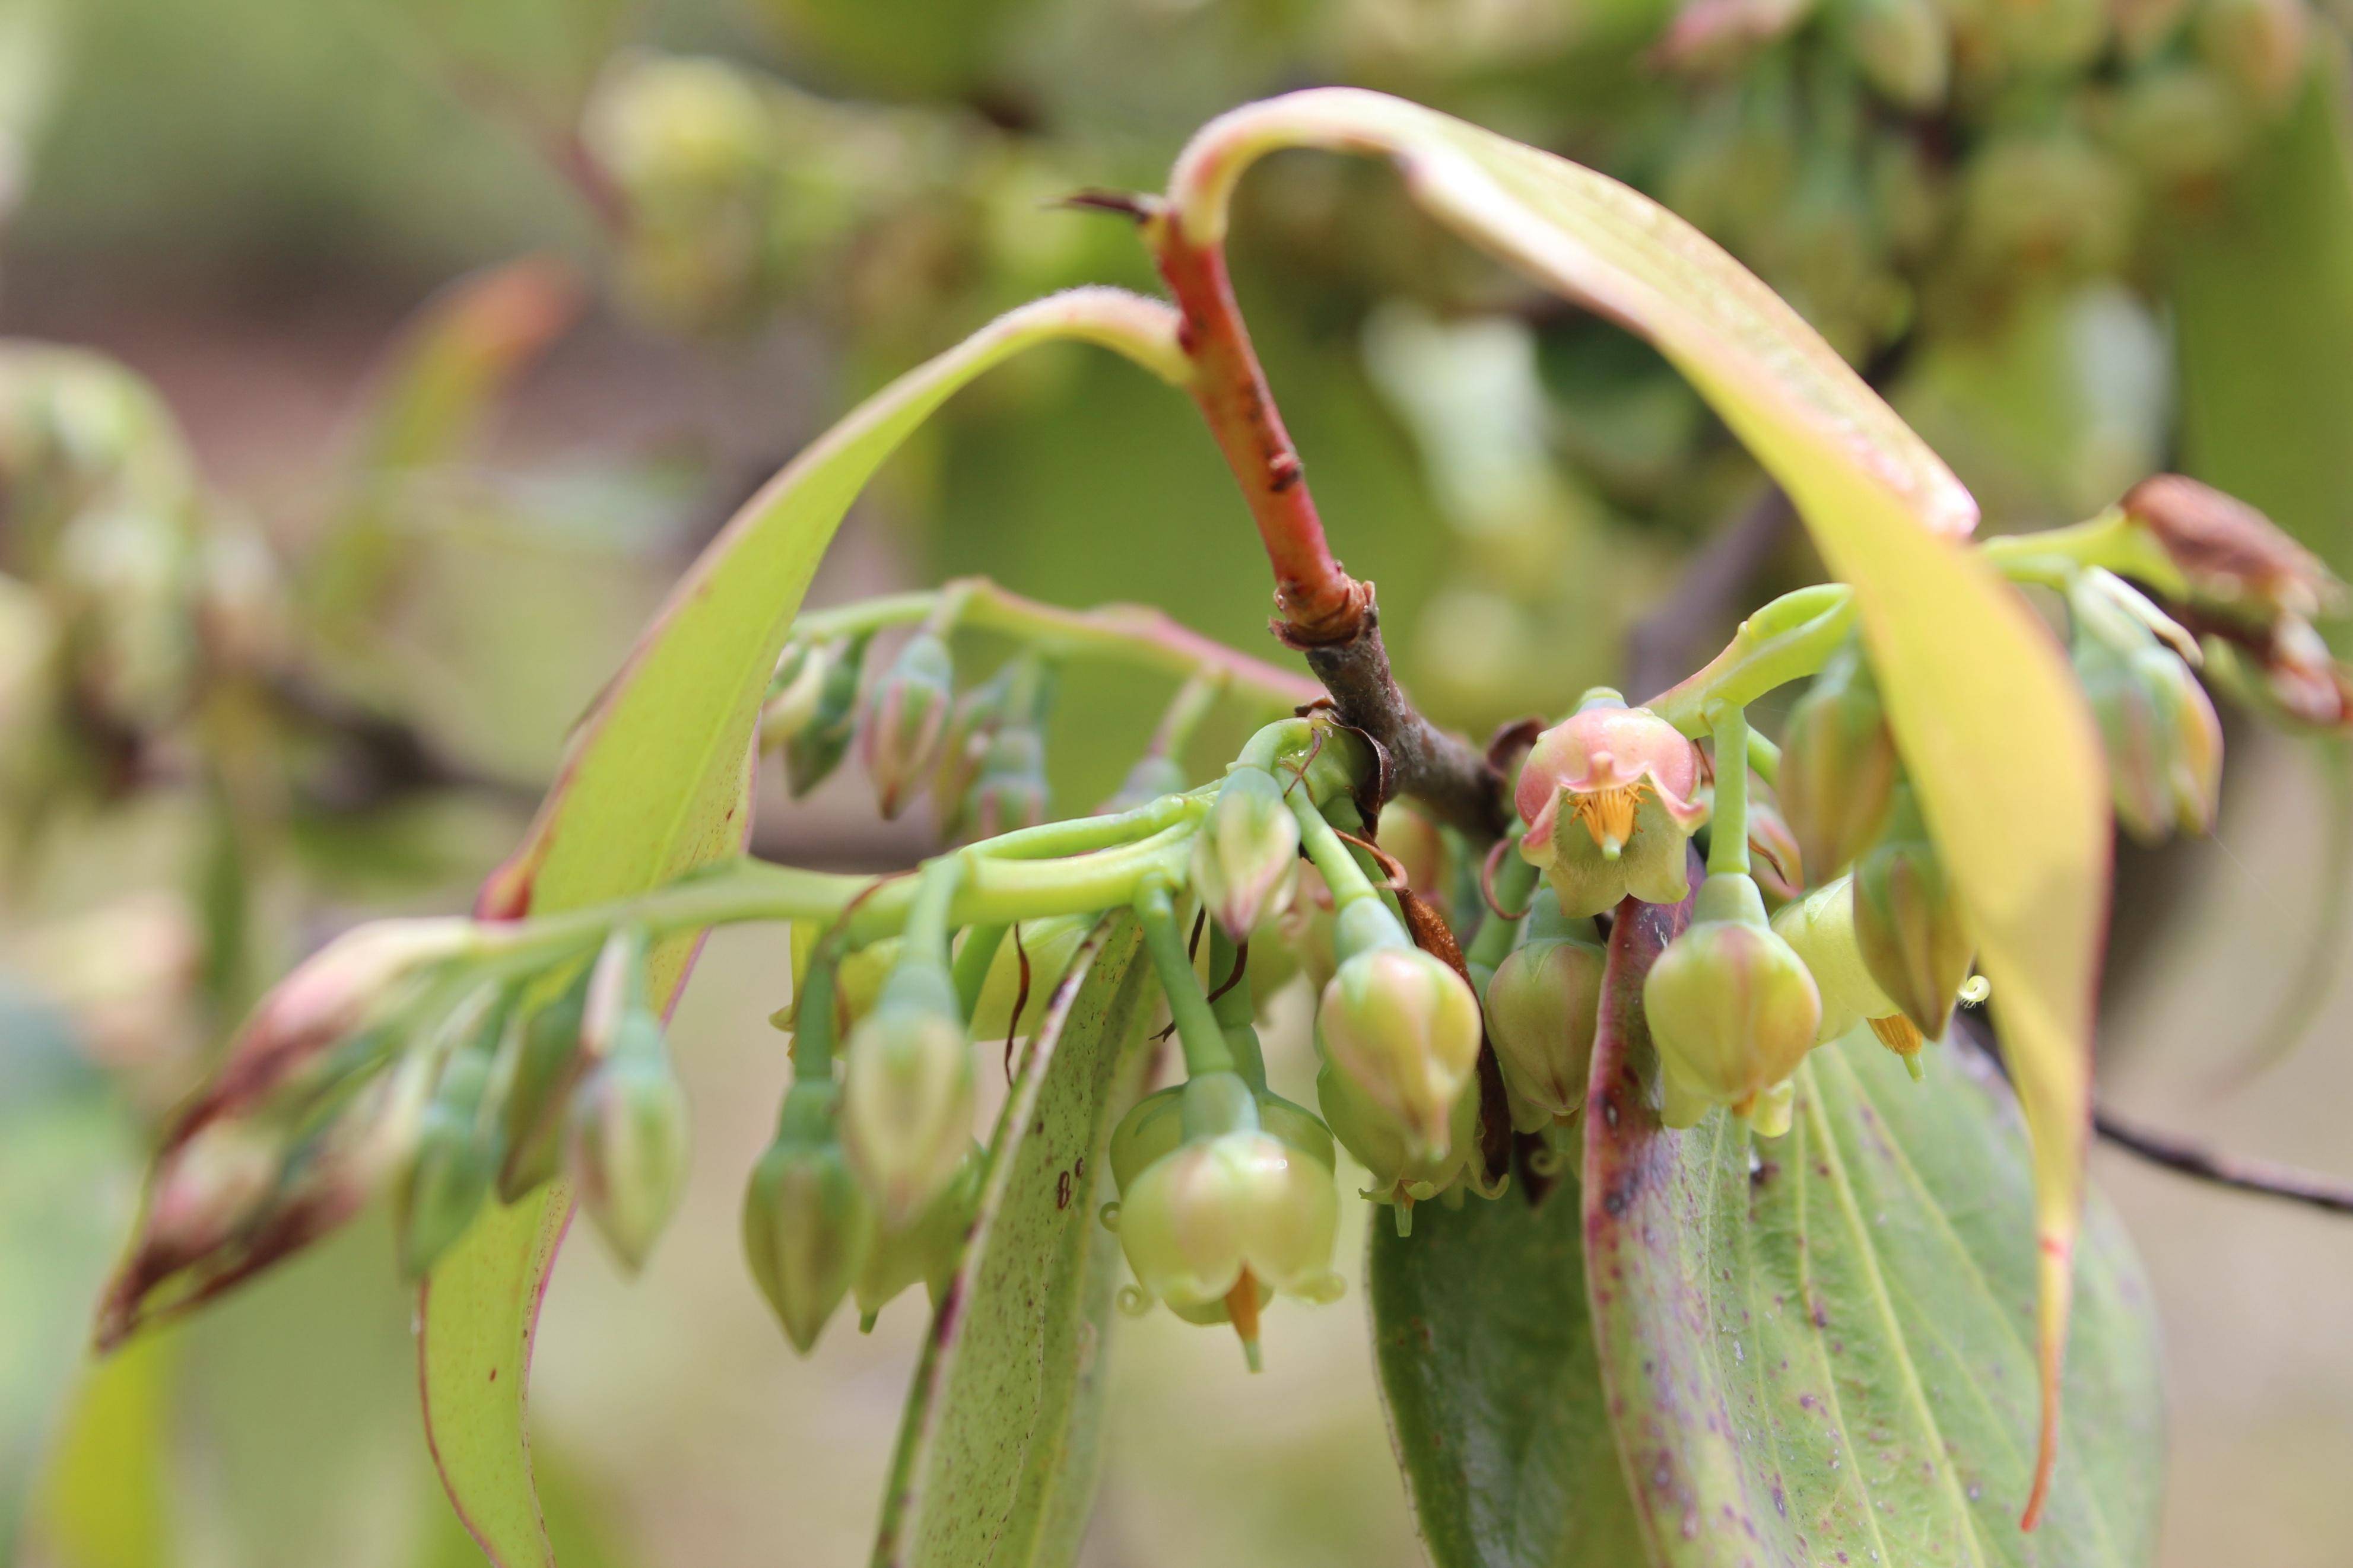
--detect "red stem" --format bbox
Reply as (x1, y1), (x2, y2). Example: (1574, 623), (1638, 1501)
(1154, 222), (1366, 646)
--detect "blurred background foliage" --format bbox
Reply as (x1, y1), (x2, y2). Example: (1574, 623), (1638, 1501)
(7, 0), (2353, 1564)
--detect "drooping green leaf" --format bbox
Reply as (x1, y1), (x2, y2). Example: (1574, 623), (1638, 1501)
(417, 288), (1186, 1567)
(871, 911), (1156, 1568)
(1367, 1178), (1647, 1568)
(1579, 898), (2163, 1566)
(1174, 90), (2110, 1509)
(19, 1332), (176, 1568)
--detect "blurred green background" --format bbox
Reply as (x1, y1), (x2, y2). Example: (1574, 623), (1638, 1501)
(7, 0), (2353, 1564)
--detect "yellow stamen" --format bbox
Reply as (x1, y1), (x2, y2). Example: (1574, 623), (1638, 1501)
(1226, 1272), (1263, 1372)
(1868, 1013), (1926, 1074)
(1571, 783), (1644, 860)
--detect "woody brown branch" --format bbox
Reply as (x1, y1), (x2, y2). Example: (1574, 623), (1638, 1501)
(1147, 212), (1507, 838)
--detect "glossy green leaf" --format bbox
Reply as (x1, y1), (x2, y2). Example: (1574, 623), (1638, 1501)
(1579, 899), (2161, 1565)
(1368, 1179), (1647, 1568)
(871, 911), (1156, 1568)
(1177, 90), (2109, 1510)
(418, 289), (1187, 1567)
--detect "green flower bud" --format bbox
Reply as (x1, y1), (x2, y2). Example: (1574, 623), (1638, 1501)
(566, 1043), (691, 1273)
(1316, 945), (1484, 1160)
(497, 969), (593, 1202)
(742, 1082), (874, 1354)
(1958, 133), (2136, 280)
(758, 641), (830, 753)
(785, 633), (869, 797)
(1190, 766), (1303, 942)
(1770, 874), (1928, 1067)
(1851, 794), (1974, 1038)
(859, 631), (955, 819)
(1482, 921), (1605, 1123)
(1516, 689), (1708, 917)
(840, 968), (976, 1226)
(2196, 0), (2311, 112)
(1114, 1129), (1341, 1362)
(1777, 646), (1898, 882)
(1644, 873), (1821, 1125)
(398, 999), (508, 1280)
(1841, 0), (1951, 112)
(963, 723), (1050, 842)
(2109, 66), (2252, 188)
(2078, 638), (2223, 841)
(1314, 1052), (1476, 1229)
(855, 1141), (982, 1327)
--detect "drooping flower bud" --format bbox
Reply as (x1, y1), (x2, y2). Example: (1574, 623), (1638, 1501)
(397, 995), (510, 1279)
(1516, 689), (1708, 917)
(1776, 645), (1897, 882)
(758, 641), (831, 753)
(859, 631), (955, 819)
(1316, 1052), (1478, 1229)
(1114, 1128), (1341, 1365)
(1374, 800), (1453, 901)
(2119, 475), (2343, 628)
(785, 633), (870, 798)
(1316, 944), (1484, 1160)
(1771, 874), (1929, 1068)
(2078, 638), (2224, 841)
(1191, 766), (1303, 943)
(1644, 873), (1822, 1126)
(1744, 780), (1805, 902)
(1850, 792), (1974, 1039)
(565, 1012), (692, 1273)
(1482, 908), (1606, 1124)
(963, 722), (1051, 842)
(1109, 1076), (1334, 1196)
(199, 918), (477, 1122)
(742, 1082), (874, 1354)
(840, 966), (976, 1226)
(497, 968), (593, 1201)
(855, 1141), (982, 1327)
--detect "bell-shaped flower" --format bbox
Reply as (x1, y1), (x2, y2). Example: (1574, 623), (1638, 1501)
(1516, 689), (1708, 917)
(840, 969), (976, 1227)
(1644, 873), (1821, 1127)
(1482, 929), (1605, 1123)
(1314, 1053), (1478, 1231)
(1850, 793), (1975, 1039)
(1316, 944), (1482, 1159)
(1115, 1129), (1341, 1365)
(1772, 875), (1931, 1070)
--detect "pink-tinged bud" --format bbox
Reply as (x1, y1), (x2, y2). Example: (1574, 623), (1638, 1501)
(2245, 618), (2353, 731)
(840, 972), (976, 1227)
(1316, 946), (1483, 1160)
(742, 1083), (874, 1354)
(1644, 873), (1821, 1125)
(566, 1047), (691, 1273)
(1517, 690), (1707, 917)
(1745, 781), (1805, 902)
(859, 631), (955, 819)
(1190, 766), (1302, 942)
(138, 1119), (282, 1273)
(193, 918), (477, 1129)
(1851, 796), (1974, 1038)
(1777, 646), (1897, 882)
(1482, 934), (1605, 1122)
(964, 725), (1050, 842)
(2079, 640), (2224, 841)
(1115, 1130), (1342, 1362)
(2120, 475), (2342, 626)
(855, 1142), (982, 1327)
